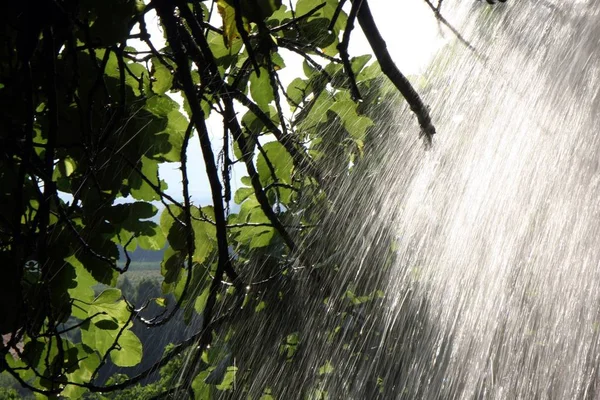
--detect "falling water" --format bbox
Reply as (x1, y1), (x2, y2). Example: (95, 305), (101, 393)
(210, 1), (600, 398)
(362, 1), (600, 397)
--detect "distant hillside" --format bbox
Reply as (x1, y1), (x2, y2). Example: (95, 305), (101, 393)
(119, 245), (165, 263)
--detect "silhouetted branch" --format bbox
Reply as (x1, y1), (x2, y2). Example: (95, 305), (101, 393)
(353, 0), (436, 142)
(338, 0), (362, 100)
(329, 0), (347, 31)
(233, 0), (260, 74)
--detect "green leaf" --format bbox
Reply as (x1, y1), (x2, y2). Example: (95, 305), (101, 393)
(64, 344), (101, 395)
(128, 158), (160, 200)
(241, 110), (264, 136)
(94, 288), (121, 304)
(191, 206), (217, 264)
(234, 187), (254, 204)
(306, 92), (334, 125)
(161, 247), (185, 285)
(229, 195), (275, 248)
(88, 289), (130, 323)
(260, 389), (275, 400)
(161, 108), (189, 162)
(296, 0), (347, 33)
(217, 0), (247, 47)
(271, 52), (286, 70)
(79, 288), (141, 368)
(298, 18), (337, 51)
(257, 141), (293, 185)
(303, 60), (317, 78)
(279, 332), (300, 360)
(357, 61), (382, 82)
(137, 223), (166, 250)
(151, 58), (173, 95)
(163, 268), (189, 301)
(267, 3), (291, 26)
(255, 300), (266, 312)
(192, 370), (212, 399)
(207, 30), (243, 69)
(110, 329), (143, 367)
(241, 176), (252, 186)
(328, 93), (374, 140)
(166, 214), (188, 252)
(216, 366), (238, 391)
(194, 287), (211, 314)
(65, 255), (97, 319)
(351, 55), (372, 76)
(286, 77), (309, 109)
(250, 67), (274, 110)
(125, 63), (151, 96)
(146, 94), (177, 116)
(318, 360), (334, 375)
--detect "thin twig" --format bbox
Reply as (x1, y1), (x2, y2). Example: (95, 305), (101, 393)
(337, 0), (363, 100)
(423, 0), (478, 53)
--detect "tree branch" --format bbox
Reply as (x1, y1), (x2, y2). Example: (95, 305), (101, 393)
(338, 0), (362, 100)
(353, 0), (436, 142)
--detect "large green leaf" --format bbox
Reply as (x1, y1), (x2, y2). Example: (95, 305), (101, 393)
(137, 223), (166, 250)
(217, 0), (245, 48)
(296, 0), (347, 33)
(161, 247), (185, 285)
(329, 92), (374, 140)
(257, 141), (294, 185)
(250, 67), (274, 111)
(192, 370), (212, 399)
(110, 329), (143, 367)
(88, 288), (129, 323)
(65, 255), (97, 320)
(191, 206), (217, 264)
(151, 58), (173, 95)
(229, 196), (275, 248)
(286, 77), (310, 109)
(194, 286), (211, 314)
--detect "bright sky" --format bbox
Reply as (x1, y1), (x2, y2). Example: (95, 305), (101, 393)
(148, 0), (444, 204)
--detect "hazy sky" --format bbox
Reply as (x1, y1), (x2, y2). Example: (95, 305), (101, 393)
(145, 0), (443, 205)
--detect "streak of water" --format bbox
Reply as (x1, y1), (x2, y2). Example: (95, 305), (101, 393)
(212, 1), (600, 398)
(363, 1), (600, 398)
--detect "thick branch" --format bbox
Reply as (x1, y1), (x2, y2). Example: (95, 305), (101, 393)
(157, 0), (239, 286)
(353, 0), (436, 141)
(175, 3), (301, 254)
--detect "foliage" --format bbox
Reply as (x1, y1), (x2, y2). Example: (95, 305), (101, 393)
(0, 0), (434, 398)
(0, 388), (21, 400)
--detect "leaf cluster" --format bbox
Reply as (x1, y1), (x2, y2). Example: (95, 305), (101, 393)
(0, 0), (423, 398)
